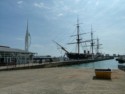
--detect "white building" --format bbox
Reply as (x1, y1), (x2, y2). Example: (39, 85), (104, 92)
(0, 46), (34, 66)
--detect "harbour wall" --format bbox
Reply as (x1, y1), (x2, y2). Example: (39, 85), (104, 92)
(0, 57), (114, 71)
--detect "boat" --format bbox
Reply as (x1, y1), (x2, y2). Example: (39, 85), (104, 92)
(118, 65), (125, 71)
(116, 56), (125, 63)
(54, 18), (102, 60)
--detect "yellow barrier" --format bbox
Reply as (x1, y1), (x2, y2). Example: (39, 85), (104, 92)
(95, 69), (111, 79)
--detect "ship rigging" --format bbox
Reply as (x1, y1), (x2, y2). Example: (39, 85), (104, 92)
(54, 18), (102, 60)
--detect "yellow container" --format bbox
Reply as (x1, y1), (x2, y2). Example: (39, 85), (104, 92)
(95, 69), (111, 79)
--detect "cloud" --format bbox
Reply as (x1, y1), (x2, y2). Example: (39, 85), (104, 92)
(34, 2), (50, 9)
(34, 2), (44, 8)
(74, 0), (81, 4)
(95, 0), (99, 6)
(32, 1), (80, 20)
(17, 1), (23, 5)
(57, 13), (64, 17)
(17, 1), (24, 8)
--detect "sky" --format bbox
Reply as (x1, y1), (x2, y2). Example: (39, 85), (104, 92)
(0, 0), (125, 56)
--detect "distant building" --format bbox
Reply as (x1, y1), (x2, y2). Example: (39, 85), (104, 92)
(0, 46), (34, 66)
(105, 54), (110, 57)
(33, 55), (53, 63)
(113, 54), (116, 57)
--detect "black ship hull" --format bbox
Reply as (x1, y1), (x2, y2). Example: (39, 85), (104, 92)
(116, 58), (125, 63)
(66, 53), (92, 60)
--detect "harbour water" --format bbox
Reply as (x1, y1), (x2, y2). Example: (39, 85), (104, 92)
(68, 59), (120, 69)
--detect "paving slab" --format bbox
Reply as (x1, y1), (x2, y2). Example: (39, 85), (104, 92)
(0, 68), (124, 94)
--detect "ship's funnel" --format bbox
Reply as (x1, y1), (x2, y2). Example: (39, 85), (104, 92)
(84, 50), (86, 54)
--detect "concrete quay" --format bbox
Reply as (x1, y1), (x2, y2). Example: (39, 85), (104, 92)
(0, 68), (124, 94)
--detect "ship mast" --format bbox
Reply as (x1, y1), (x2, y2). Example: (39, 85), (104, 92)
(97, 37), (99, 53)
(77, 18), (80, 54)
(68, 18), (88, 54)
(96, 37), (102, 54)
(91, 25), (94, 59)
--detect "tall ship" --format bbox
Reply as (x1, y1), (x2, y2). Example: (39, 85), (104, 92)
(54, 18), (102, 60)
